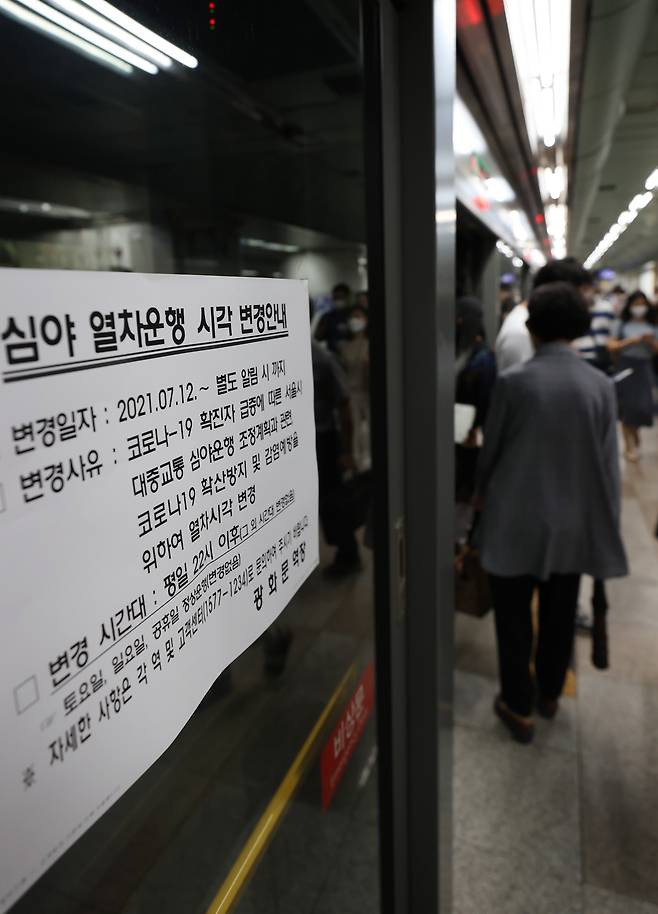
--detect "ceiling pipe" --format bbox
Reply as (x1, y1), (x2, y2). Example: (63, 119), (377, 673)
(568, 0), (654, 253)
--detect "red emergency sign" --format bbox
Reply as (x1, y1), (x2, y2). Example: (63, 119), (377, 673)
(321, 662), (375, 811)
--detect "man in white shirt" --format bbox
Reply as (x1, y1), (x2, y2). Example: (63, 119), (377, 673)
(495, 258), (596, 371)
(495, 300), (533, 371)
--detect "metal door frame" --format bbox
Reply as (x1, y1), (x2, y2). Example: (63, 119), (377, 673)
(363, 1), (455, 912)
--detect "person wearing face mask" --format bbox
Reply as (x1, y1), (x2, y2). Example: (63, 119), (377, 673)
(314, 282), (352, 355)
(339, 304), (371, 471)
(608, 291), (658, 462)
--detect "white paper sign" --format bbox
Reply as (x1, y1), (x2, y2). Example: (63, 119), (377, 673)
(0, 270), (319, 912)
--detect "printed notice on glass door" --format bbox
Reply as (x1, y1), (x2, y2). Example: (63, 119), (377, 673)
(0, 270), (318, 912)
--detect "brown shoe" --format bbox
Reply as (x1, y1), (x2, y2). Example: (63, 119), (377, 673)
(494, 697), (535, 744)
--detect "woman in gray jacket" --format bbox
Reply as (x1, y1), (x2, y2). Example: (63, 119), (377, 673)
(476, 281), (628, 744)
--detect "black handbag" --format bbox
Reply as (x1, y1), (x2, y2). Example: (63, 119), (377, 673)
(454, 509), (491, 617)
(455, 547), (491, 617)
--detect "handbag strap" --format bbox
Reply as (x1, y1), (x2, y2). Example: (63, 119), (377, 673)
(466, 509), (481, 549)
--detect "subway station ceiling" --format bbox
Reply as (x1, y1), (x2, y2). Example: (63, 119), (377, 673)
(0, 0), (366, 246)
(569, 0), (658, 272)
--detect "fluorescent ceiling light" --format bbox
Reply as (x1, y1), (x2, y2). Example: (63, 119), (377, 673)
(508, 208), (530, 243)
(12, 0), (157, 72)
(546, 202), (567, 239)
(584, 183), (655, 267)
(629, 191), (653, 211)
(550, 166), (565, 200)
(504, 0), (571, 151)
(540, 165), (566, 201)
(47, 0), (172, 67)
(535, 0), (552, 88)
(240, 238), (301, 254)
(0, 196), (94, 218)
(496, 240), (514, 258)
(512, 256), (524, 268)
(539, 86), (556, 147)
(78, 0), (198, 68)
(646, 169), (658, 191)
(0, 0), (132, 72)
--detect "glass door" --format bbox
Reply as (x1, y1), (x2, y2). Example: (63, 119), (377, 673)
(0, 3), (388, 913)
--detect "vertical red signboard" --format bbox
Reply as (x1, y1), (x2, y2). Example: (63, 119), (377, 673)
(321, 662), (375, 811)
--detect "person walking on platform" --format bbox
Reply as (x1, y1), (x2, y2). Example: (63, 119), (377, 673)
(339, 302), (371, 471)
(608, 291), (658, 462)
(314, 282), (353, 355)
(495, 256), (596, 372)
(311, 340), (361, 577)
(496, 257), (614, 651)
(475, 282), (628, 744)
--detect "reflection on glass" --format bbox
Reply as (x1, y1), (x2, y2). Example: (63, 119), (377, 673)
(0, 2), (380, 913)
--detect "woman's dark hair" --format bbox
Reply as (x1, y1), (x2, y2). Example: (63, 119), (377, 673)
(349, 303), (368, 318)
(526, 281), (591, 342)
(532, 257), (592, 290)
(456, 296), (486, 352)
(332, 282), (350, 298)
(620, 290), (657, 325)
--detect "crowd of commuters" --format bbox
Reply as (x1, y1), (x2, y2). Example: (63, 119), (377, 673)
(456, 258), (658, 744)
(311, 265), (657, 744)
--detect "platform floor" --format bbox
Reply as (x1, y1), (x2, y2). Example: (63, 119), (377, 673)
(10, 425), (658, 914)
(454, 426), (658, 914)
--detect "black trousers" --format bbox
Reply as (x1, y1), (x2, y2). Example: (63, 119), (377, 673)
(316, 429), (358, 560)
(489, 573), (581, 717)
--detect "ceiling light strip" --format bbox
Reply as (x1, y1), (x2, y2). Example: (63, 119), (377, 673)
(14, 0), (158, 72)
(45, 0), (172, 67)
(78, 0), (198, 68)
(584, 174), (655, 269)
(0, 0), (132, 72)
(504, 0), (571, 151)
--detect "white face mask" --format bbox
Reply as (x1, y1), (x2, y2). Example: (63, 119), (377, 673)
(348, 317), (367, 334)
(630, 304), (648, 320)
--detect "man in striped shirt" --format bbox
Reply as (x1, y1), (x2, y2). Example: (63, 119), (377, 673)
(572, 293), (615, 371)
